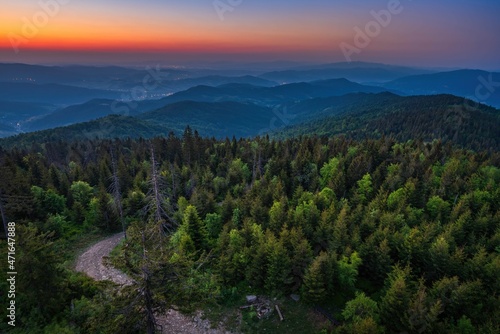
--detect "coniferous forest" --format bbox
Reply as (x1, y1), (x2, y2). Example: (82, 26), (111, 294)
(0, 131), (499, 333)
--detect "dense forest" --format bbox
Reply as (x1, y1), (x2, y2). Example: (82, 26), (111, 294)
(0, 132), (499, 333)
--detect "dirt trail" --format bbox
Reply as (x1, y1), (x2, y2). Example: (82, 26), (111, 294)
(75, 233), (133, 285)
(75, 233), (234, 334)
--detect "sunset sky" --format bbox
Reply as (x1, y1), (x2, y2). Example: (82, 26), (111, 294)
(1, 0), (499, 69)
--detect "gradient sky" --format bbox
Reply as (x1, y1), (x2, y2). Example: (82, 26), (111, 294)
(1, 0), (500, 69)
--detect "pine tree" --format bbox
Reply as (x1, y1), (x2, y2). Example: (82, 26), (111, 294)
(265, 232), (291, 294)
(380, 266), (412, 333)
(15, 225), (67, 327)
(182, 205), (207, 251)
(302, 254), (327, 304)
(110, 147), (126, 238)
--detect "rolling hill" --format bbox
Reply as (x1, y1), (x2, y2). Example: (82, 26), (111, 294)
(138, 100), (275, 137)
(15, 78), (389, 133)
(0, 100), (278, 146)
(24, 99), (139, 132)
(2, 92), (498, 152)
(0, 115), (170, 148)
(381, 70), (500, 108)
(0, 63), (187, 88)
(161, 75), (277, 91)
(151, 78), (388, 107)
(277, 94), (500, 151)
(0, 82), (123, 105)
(259, 62), (432, 83)
(0, 100), (57, 128)
(0, 63), (273, 93)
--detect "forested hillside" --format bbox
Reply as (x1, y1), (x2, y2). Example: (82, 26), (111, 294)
(279, 94), (500, 152)
(0, 133), (498, 333)
(2, 93), (498, 153)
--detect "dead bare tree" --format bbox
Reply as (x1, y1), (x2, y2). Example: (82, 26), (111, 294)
(145, 147), (175, 236)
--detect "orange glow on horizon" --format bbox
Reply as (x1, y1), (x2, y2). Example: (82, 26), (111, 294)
(1, 31), (335, 55)
(0, 6), (338, 56)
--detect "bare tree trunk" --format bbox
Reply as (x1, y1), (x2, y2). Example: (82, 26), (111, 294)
(150, 148), (163, 235)
(148, 147), (174, 236)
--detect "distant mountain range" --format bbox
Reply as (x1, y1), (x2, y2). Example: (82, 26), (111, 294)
(25, 99), (123, 131)
(153, 78), (387, 106)
(381, 70), (500, 108)
(0, 82), (122, 105)
(1, 62), (499, 152)
(19, 78), (388, 132)
(2, 92), (498, 152)
(259, 61), (432, 83)
(0, 63), (186, 87)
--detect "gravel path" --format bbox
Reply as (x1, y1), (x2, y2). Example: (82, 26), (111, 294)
(75, 233), (133, 285)
(75, 233), (235, 334)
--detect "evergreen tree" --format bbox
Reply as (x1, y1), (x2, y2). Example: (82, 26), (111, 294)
(182, 205), (207, 251)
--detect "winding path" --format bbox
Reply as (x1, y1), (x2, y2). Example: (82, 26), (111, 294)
(75, 233), (133, 285)
(75, 233), (235, 334)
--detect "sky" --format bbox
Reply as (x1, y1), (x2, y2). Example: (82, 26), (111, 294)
(1, 0), (500, 69)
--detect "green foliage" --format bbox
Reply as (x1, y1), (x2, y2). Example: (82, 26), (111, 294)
(228, 158), (251, 185)
(426, 195), (451, 220)
(1, 134), (498, 333)
(320, 157), (340, 189)
(387, 187), (406, 210)
(204, 212), (223, 244)
(379, 266), (412, 333)
(337, 251), (363, 293)
(356, 173), (373, 204)
(269, 199), (287, 233)
(301, 252), (334, 303)
(342, 292), (379, 322)
(6, 225), (67, 329)
(31, 186), (66, 218)
(454, 316), (475, 334)
(70, 181), (94, 207)
(182, 205), (207, 251)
